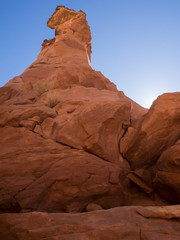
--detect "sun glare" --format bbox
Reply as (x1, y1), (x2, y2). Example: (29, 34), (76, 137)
(143, 95), (156, 108)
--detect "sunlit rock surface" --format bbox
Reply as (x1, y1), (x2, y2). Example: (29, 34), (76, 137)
(0, 5), (179, 239)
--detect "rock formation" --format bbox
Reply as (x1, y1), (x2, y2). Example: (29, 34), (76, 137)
(0, 206), (180, 240)
(0, 6), (179, 240)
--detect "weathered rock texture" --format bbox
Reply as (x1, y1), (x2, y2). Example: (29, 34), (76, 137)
(0, 206), (180, 240)
(0, 5), (180, 239)
(0, 6), (150, 214)
(120, 92), (180, 203)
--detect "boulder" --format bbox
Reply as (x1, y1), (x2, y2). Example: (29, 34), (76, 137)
(154, 140), (180, 202)
(137, 205), (180, 219)
(120, 92), (180, 170)
(120, 93), (180, 203)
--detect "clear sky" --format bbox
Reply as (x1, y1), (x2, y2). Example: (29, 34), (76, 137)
(0, 0), (180, 107)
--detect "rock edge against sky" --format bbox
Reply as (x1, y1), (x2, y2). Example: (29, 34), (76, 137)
(0, 6), (179, 240)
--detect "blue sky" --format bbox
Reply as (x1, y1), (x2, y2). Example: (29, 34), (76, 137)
(0, 0), (180, 107)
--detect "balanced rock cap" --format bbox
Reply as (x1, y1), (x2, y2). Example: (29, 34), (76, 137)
(47, 6), (92, 62)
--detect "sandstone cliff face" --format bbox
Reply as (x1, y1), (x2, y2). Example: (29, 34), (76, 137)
(0, 6), (179, 240)
(0, 6), (149, 213)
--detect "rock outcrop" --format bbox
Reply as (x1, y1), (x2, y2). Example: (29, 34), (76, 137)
(5, 6), (116, 98)
(120, 92), (180, 203)
(0, 206), (180, 240)
(0, 6), (150, 214)
(0, 5), (179, 239)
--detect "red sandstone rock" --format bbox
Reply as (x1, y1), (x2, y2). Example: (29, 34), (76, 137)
(86, 203), (102, 211)
(121, 93), (180, 169)
(154, 140), (180, 202)
(0, 5), (179, 238)
(0, 126), (130, 213)
(120, 92), (180, 203)
(5, 7), (117, 100)
(137, 205), (180, 219)
(0, 206), (179, 240)
(120, 93), (180, 205)
(0, 6), (150, 213)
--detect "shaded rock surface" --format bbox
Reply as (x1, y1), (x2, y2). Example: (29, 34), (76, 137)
(120, 92), (180, 203)
(0, 5), (180, 239)
(0, 206), (179, 240)
(154, 139), (180, 203)
(120, 93), (180, 169)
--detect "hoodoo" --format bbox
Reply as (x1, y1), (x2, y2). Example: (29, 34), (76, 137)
(0, 6), (179, 240)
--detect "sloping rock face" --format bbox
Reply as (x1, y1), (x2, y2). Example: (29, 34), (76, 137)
(0, 5), (179, 239)
(5, 7), (116, 97)
(0, 6), (150, 214)
(120, 92), (180, 203)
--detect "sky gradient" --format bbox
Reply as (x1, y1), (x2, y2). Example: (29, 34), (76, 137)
(0, 0), (180, 107)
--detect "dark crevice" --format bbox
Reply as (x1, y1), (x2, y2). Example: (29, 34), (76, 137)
(32, 129), (44, 138)
(119, 150), (132, 169)
(31, 123), (36, 131)
(55, 138), (111, 162)
(118, 118), (133, 168)
(0, 195), (21, 214)
(121, 127), (129, 139)
(82, 146), (111, 162)
(13, 185), (31, 199)
(55, 140), (78, 150)
(31, 126), (101, 162)
(51, 122), (57, 136)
